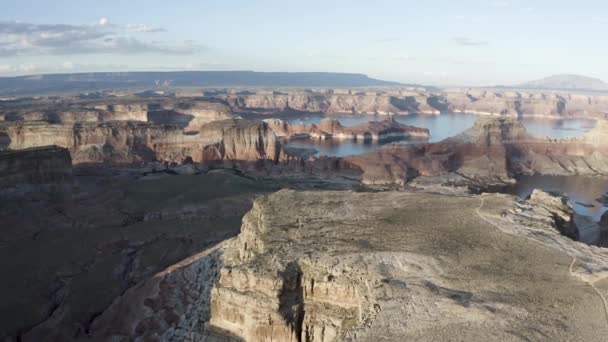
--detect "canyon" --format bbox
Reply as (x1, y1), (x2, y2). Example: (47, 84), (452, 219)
(2, 87), (608, 342)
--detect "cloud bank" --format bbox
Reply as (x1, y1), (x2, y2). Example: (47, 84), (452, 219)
(0, 19), (201, 57)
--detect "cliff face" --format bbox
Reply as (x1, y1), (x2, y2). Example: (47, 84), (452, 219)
(199, 120), (281, 163)
(1, 119), (281, 165)
(225, 89), (608, 118)
(445, 89), (608, 118)
(0, 122), (74, 151)
(228, 94), (445, 115)
(85, 190), (608, 341)
(0, 145), (72, 189)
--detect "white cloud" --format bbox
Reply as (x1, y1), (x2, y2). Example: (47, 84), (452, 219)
(98, 17), (110, 27)
(0, 19), (197, 57)
(126, 23), (165, 33)
(453, 36), (489, 46)
(0, 61), (132, 75)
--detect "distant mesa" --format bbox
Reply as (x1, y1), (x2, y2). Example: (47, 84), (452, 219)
(516, 74), (608, 92)
(0, 71), (411, 96)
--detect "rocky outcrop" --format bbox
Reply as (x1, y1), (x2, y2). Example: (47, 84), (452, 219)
(0, 145), (72, 189)
(86, 190), (608, 341)
(527, 189), (579, 240)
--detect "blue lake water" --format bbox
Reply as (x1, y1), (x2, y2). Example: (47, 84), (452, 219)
(286, 113), (596, 157)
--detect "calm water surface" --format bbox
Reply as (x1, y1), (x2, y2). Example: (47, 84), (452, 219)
(286, 114), (596, 157)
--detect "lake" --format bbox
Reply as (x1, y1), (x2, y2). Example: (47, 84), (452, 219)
(285, 113), (596, 157)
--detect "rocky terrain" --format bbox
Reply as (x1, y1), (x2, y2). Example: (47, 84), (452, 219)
(81, 189), (608, 341)
(2, 89), (608, 342)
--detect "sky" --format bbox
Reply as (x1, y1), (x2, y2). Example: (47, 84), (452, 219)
(0, 0), (607, 86)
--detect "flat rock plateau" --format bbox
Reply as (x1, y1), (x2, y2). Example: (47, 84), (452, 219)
(1, 86), (608, 342)
(87, 190), (608, 341)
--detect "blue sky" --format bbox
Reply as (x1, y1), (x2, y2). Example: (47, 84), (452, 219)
(1, 0), (606, 86)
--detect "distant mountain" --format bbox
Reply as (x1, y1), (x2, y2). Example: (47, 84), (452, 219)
(517, 74), (608, 91)
(0, 71), (406, 96)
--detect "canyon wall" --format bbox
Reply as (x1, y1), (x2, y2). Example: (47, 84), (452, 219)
(225, 89), (607, 118)
(0, 145), (72, 189)
(227, 93), (444, 115)
(0, 119), (280, 165)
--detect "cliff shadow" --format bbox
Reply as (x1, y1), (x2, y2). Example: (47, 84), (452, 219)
(147, 110), (195, 128)
(0, 132), (11, 150)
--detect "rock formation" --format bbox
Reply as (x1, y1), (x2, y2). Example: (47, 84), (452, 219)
(85, 190), (608, 341)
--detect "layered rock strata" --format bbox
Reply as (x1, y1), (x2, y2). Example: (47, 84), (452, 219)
(225, 89), (608, 118)
(227, 93), (445, 115)
(0, 119), (280, 165)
